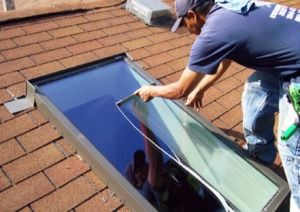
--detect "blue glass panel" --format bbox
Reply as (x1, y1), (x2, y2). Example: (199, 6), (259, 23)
(39, 59), (279, 211)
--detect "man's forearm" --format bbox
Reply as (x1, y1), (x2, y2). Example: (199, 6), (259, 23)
(135, 67), (204, 101)
(192, 59), (232, 95)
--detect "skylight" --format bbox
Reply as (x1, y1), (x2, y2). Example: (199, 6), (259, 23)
(25, 54), (289, 211)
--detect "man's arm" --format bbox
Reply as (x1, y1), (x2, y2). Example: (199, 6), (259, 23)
(185, 59), (232, 111)
(134, 67), (204, 102)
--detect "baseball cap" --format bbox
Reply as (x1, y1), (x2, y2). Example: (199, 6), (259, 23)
(171, 0), (210, 32)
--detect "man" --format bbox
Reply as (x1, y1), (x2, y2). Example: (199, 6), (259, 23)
(134, 0), (300, 210)
(125, 149), (149, 189)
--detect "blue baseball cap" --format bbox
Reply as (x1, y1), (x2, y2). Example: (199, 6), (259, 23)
(171, 0), (210, 32)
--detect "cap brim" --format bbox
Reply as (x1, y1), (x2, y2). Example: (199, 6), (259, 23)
(171, 16), (183, 32)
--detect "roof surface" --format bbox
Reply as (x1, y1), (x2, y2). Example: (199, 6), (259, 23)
(0, 0), (299, 211)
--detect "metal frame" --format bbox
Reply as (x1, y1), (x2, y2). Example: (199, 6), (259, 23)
(27, 53), (290, 212)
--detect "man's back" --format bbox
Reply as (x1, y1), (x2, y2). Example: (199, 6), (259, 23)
(189, 1), (300, 76)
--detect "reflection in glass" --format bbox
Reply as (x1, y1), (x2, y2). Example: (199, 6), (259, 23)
(39, 59), (279, 211)
(120, 100), (224, 211)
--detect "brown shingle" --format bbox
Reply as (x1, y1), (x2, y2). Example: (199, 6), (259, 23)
(0, 105), (14, 123)
(168, 36), (193, 48)
(0, 27), (27, 40)
(0, 173), (55, 211)
(21, 61), (64, 79)
(79, 20), (111, 31)
(215, 76), (243, 94)
(73, 30), (107, 42)
(2, 44), (44, 60)
(84, 11), (114, 21)
(12, 32), (52, 46)
(54, 16), (89, 27)
(219, 105), (243, 129)
(31, 177), (96, 211)
(0, 39), (17, 51)
(219, 65), (241, 80)
(98, 34), (129, 47)
(39, 36), (78, 51)
(125, 28), (153, 40)
(212, 118), (230, 133)
(76, 189), (123, 212)
(59, 52), (98, 68)
(66, 40), (103, 55)
(31, 48), (72, 65)
(147, 32), (175, 43)
(17, 123), (61, 152)
(217, 90), (242, 110)
(0, 72), (25, 89)
(45, 155), (90, 187)
(92, 44), (125, 59)
(48, 25), (84, 38)
(55, 139), (76, 157)
(0, 89), (13, 106)
(0, 114), (37, 143)
(2, 143), (65, 183)
(7, 82), (26, 98)
(147, 64), (175, 79)
(0, 55), (5, 63)
(107, 15), (136, 25)
(0, 169), (11, 191)
(0, 57), (35, 75)
(143, 52), (173, 67)
(201, 101), (227, 122)
(127, 21), (148, 30)
(167, 45), (190, 59)
(202, 86), (223, 106)
(28, 109), (48, 125)
(128, 48), (151, 60)
(122, 37), (152, 50)
(0, 138), (26, 165)
(166, 56), (188, 71)
(165, 70), (183, 82)
(84, 171), (107, 191)
(227, 122), (246, 145)
(110, 8), (131, 16)
(102, 24), (132, 36)
(22, 21), (59, 34)
(145, 42), (174, 55)
(234, 68), (254, 83)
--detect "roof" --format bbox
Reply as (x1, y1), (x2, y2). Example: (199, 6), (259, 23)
(0, 0), (299, 211)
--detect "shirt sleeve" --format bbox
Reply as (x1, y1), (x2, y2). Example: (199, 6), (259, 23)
(188, 35), (236, 75)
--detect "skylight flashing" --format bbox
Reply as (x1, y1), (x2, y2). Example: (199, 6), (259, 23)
(4, 80), (35, 114)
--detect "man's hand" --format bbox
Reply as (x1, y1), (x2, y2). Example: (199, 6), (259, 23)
(134, 85), (154, 102)
(184, 59), (232, 112)
(185, 90), (204, 111)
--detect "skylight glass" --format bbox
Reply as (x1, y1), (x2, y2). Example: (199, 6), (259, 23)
(32, 54), (289, 211)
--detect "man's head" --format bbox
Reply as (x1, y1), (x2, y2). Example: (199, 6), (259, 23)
(171, 0), (214, 34)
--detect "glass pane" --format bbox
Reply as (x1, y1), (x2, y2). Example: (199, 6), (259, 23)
(39, 59), (278, 211)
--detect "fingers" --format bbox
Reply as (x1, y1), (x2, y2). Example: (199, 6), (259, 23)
(134, 86), (153, 102)
(195, 100), (202, 112)
(184, 96), (202, 111)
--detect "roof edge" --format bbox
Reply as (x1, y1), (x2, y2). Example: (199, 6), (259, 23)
(0, 0), (126, 24)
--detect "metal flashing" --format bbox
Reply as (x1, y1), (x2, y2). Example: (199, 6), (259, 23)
(4, 80), (36, 114)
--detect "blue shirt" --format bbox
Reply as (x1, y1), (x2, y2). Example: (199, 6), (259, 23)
(188, 2), (300, 77)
